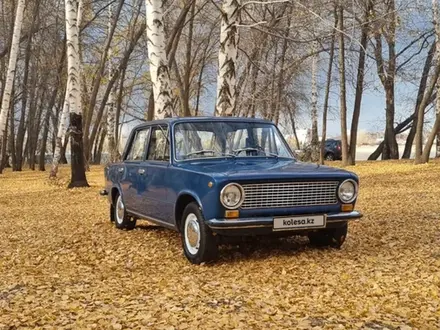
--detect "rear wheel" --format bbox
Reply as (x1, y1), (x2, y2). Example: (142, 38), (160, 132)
(308, 223), (348, 249)
(181, 202), (218, 264)
(114, 193), (136, 230)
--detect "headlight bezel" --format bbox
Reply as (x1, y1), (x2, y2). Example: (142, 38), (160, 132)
(338, 179), (358, 204)
(220, 183), (245, 209)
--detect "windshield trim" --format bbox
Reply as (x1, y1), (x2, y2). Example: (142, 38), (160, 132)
(171, 119), (296, 163)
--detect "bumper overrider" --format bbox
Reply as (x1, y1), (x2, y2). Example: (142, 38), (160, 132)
(206, 211), (362, 232)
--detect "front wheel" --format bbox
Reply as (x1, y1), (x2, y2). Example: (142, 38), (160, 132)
(114, 193), (136, 230)
(308, 223), (348, 249)
(181, 202), (218, 264)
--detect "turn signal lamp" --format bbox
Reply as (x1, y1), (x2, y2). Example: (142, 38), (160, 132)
(225, 210), (239, 219)
(341, 204), (354, 212)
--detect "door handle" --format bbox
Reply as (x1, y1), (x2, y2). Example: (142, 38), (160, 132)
(118, 167), (124, 173)
(138, 168), (146, 175)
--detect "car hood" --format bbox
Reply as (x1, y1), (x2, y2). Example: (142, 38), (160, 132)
(176, 159), (357, 182)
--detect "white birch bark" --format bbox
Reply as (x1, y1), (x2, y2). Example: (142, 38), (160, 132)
(51, 0), (83, 177)
(65, 0), (82, 116)
(0, 0), (26, 169)
(146, 0), (173, 119)
(107, 4), (117, 163)
(215, 0), (240, 117)
(310, 41), (319, 161)
(435, 0), (440, 158)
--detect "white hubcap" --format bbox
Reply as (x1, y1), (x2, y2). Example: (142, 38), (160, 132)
(116, 196), (124, 224)
(184, 213), (200, 255)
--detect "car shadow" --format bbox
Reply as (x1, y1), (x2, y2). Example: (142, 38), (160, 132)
(215, 236), (317, 264)
(135, 223), (170, 232)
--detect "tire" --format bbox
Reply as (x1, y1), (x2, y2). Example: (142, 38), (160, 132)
(308, 223), (348, 249)
(114, 193), (136, 230)
(325, 153), (335, 161)
(181, 202), (218, 264)
(110, 203), (115, 222)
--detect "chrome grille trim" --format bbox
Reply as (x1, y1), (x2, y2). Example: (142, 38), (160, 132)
(241, 181), (339, 209)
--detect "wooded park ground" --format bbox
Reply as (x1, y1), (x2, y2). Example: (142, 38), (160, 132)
(1, 161), (440, 329)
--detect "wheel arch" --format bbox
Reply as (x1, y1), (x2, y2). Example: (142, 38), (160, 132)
(174, 191), (203, 232)
(110, 186), (122, 205)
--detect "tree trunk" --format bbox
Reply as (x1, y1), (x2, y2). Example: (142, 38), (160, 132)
(94, 125), (107, 165)
(414, 56), (440, 163)
(288, 107), (300, 150)
(65, 0), (89, 188)
(0, 0), (26, 174)
(115, 66), (127, 153)
(50, 86), (70, 177)
(420, 0), (440, 163)
(215, 0), (239, 116)
(9, 97), (16, 171)
(320, 9), (337, 165)
(38, 108), (51, 171)
(106, 4), (118, 164)
(310, 41), (319, 161)
(1, 111), (9, 172)
(402, 42), (435, 159)
(436, 132), (440, 158)
(60, 136), (68, 164)
(348, 1), (371, 165)
(338, 4), (349, 166)
(372, 0), (399, 160)
(182, 0), (196, 117)
(145, 0), (174, 119)
(274, 9), (291, 125)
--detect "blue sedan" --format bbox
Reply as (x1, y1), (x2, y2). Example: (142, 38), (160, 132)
(102, 117), (362, 264)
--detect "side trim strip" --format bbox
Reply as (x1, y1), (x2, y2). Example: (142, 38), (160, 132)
(126, 209), (178, 231)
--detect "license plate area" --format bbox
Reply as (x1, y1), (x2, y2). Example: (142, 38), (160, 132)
(273, 215), (326, 231)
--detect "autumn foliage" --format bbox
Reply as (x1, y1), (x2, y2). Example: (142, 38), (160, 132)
(1, 162), (440, 328)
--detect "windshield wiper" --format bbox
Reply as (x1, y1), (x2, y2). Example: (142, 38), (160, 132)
(186, 149), (216, 157)
(233, 147), (260, 154)
(233, 147), (278, 158)
(264, 151), (279, 158)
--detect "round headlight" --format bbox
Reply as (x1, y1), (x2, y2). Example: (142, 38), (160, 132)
(338, 179), (358, 203)
(220, 183), (244, 209)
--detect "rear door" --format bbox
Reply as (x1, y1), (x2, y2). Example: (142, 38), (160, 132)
(141, 125), (173, 222)
(120, 127), (150, 213)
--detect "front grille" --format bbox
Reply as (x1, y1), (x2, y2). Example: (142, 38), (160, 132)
(241, 181), (339, 209)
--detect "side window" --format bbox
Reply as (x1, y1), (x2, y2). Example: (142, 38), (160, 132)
(147, 126), (170, 161)
(125, 128), (149, 161)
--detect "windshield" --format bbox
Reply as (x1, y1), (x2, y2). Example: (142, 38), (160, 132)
(174, 121), (294, 160)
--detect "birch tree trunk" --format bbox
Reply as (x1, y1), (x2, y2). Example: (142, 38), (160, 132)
(0, 0), (26, 174)
(215, 0), (239, 117)
(310, 41), (319, 162)
(107, 4), (117, 163)
(65, 0), (89, 188)
(51, 0), (83, 178)
(146, 0), (173, 119)
(338, 4), (349, 166)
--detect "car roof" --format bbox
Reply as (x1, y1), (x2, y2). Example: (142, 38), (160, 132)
(132, 116), (274, 130)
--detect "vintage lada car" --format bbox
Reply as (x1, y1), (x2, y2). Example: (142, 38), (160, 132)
(101, 117), (362, 264)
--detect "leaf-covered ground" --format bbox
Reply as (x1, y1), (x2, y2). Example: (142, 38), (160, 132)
(1, 161), (440, 329)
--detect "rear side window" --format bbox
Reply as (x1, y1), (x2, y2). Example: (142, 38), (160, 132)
(147, 126), (170, 161)
(125, 129), (149, 161)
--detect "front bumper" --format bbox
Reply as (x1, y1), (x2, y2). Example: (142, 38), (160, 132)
(206, 211), (362, 234)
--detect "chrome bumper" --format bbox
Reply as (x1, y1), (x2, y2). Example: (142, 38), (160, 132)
(206, 211), (362, 230)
